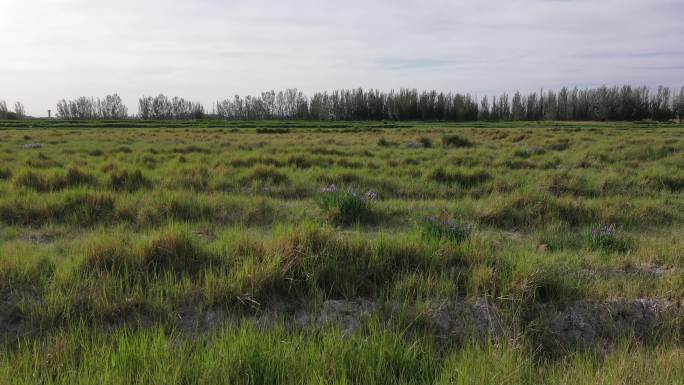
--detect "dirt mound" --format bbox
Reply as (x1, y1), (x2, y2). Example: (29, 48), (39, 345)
(533, 298), (682, 351)
(3, 296), (680, 352)
(0, 295), (26, 339)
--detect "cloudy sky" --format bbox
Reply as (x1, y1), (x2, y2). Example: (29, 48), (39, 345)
(1, 0), (682, 116)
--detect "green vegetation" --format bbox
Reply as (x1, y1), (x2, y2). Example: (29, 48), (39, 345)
(0, 120), (682, 383)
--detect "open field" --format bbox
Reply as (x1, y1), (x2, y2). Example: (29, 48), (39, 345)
(0, 120), (683, 384)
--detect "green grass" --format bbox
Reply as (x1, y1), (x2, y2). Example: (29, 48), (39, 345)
(0, 120), (682, 383)
(1, 326), (682, 385)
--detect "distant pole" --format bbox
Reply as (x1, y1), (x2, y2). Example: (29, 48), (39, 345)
(48, 110), (51, 119)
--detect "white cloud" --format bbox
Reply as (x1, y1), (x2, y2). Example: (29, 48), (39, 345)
(1, 0), (682, 115)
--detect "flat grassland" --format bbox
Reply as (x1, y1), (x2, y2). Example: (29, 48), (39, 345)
(0, 121), (683, 384)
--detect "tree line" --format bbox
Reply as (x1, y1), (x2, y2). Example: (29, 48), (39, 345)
(138, 94), (206, 120)
(4, 85), (684, 121)
(0, 100), (26, 120)
(214, 86), (684, 122)
(55, 94), (129, 120)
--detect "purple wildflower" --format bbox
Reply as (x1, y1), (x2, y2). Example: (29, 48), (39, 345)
(424, 216), (471, 242)
(592, 223), (616, 238)
(321, 183), (338, 193)
(365, 190), (378, 201)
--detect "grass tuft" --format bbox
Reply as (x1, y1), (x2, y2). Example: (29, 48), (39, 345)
(109, 169), (149, 191)
(442, 134), (473, 147)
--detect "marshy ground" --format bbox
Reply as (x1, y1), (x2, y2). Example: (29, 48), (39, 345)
(0, 120), (683, 384)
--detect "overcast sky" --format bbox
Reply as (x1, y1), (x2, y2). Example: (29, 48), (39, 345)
(1, 0), (682, 116)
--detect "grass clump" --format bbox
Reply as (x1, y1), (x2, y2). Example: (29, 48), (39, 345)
(421, 214), (472, 243)
(286, 155), (314, 169)
(0, 191), (115, 226)
(546, 172), (598, 197)
(587, 224), (632, 253)
(268, 223), (448, 298)
(171, 145), (211, 154)
(418, 136), (433, 148)
(109, 169), (149, 191)
(377, 137), (391, 147)
(13, 166), (97, 192)
(87, 149), (104, 156)
(547, 138), (572, 151)
(479, 193), (596, 228)
(244, 165), (289, 185)
(426, 167), (491, 187)
(60, 191), (116, 224)
(317, 184), (377, 225)
(256, 127), (290, 134)
(0, 167), (11, 180)
(82, 227), (213, 276)
(641, 172), (684, 192)
(140, 228), (209, 274)
(172, 167), (210, 191)
(442, 134), (473, 148)
(81, 234), (137, 274)
(514, 146), (546, 158)
(14, 170), (52, 191)
(0, 256), (54, 293)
